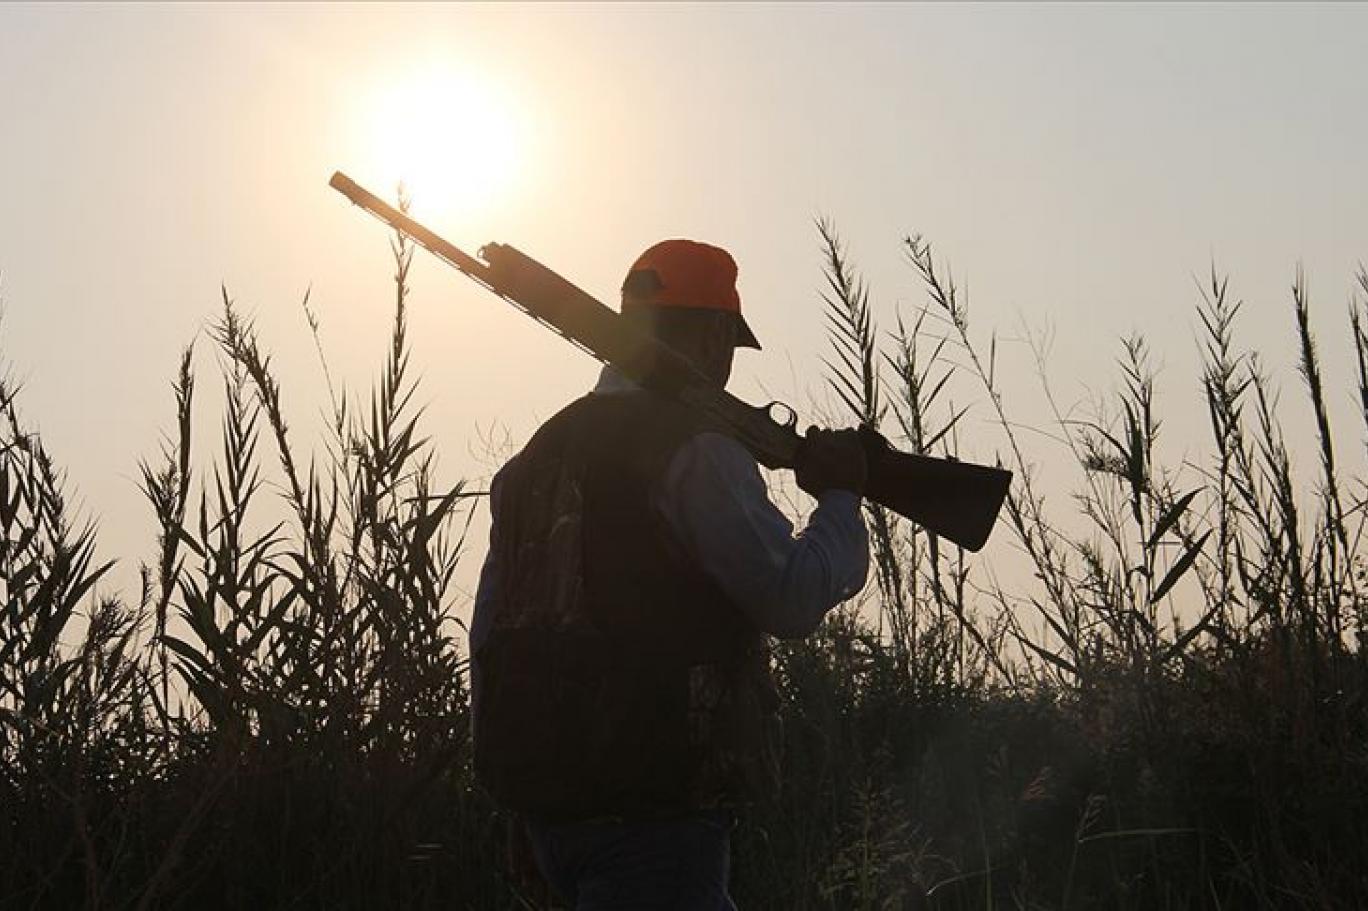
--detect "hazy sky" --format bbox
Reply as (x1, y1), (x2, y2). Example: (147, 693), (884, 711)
(2, 3), (1366, 609)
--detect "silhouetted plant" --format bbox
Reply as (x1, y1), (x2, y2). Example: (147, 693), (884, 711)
(3, 218), (1368, 908)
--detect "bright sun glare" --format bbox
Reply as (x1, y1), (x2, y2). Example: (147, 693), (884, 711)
(361, 63), (526, 218)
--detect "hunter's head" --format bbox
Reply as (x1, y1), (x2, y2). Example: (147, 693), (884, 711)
(620, 239), (760, 387)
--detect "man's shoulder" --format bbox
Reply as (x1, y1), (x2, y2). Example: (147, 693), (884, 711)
(663, 431), (764, 500)
(504, 394), (601, 461)
(674, 430), (757, 467)
(503, 395), (754, 497)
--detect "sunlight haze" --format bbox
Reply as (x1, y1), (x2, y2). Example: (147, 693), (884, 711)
(354, 59), (531, 220)
(2, 2), (1366, 613)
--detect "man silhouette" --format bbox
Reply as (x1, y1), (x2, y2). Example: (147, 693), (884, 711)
(471, 239), (869, 909)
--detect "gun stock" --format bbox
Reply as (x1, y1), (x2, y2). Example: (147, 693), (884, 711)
(861, 430), (1011, 552)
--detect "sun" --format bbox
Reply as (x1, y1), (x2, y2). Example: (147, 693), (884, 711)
(359, 63), (526, 219)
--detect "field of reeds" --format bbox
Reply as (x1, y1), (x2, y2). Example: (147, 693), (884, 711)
(3, 212), (1367, 909)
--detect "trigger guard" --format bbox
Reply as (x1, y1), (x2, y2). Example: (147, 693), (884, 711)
(765, 401), (798, 429)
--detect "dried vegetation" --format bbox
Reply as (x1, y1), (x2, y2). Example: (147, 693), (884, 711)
(3, 216), (1368, 908)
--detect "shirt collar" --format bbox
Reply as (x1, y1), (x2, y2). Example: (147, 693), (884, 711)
(592, 364), (640, 395)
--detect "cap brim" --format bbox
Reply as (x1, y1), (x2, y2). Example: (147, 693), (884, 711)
(736, 314), (761, 350)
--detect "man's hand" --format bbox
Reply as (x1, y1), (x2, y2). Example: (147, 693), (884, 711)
(796, 427), (868, 497)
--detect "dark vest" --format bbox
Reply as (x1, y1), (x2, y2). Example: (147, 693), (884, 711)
(473, 391), (779, 820)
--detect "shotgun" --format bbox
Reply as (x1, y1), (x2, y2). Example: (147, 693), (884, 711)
(329, 172), (1011, 551)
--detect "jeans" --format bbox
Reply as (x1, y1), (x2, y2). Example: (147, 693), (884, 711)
(525, 810), (738, 910)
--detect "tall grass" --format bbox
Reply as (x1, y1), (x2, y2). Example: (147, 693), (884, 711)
(745, 226), (1368, 909)
(2, 220), (1367, 908)
(2, 209), (508, 909)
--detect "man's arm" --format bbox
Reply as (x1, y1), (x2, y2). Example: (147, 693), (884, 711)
(656, 431), (870, 639)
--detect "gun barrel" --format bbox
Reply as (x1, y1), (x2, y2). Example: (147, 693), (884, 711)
(329, 172), (491, 281)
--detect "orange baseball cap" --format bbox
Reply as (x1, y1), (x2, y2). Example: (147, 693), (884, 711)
(620, 239), (761, 349)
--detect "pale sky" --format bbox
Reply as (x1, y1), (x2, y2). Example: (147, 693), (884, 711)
(2, 3), (1366, 612)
